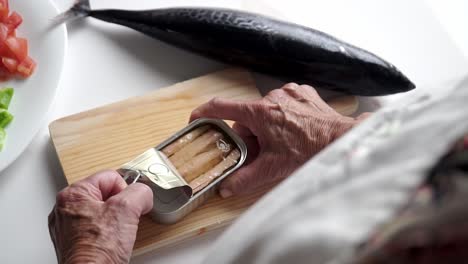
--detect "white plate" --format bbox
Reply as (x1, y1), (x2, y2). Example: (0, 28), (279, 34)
(0, 0), (67, 171)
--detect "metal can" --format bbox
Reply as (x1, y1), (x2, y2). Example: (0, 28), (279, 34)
(117, 118), (247, 224)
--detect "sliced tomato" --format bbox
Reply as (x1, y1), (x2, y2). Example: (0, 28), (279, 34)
(0, 23), (7, 41)
(4, 11), (21, 33)
(0, 58), (12, 81)
(0, 0), (9, 22)
(5, 36), (27, 61)
(17, 56), (35, 77)
(1, 57), (16, 72)
(0, 1), (36, 79)
(0, 23), (8, 53)
(0, 65), (10, 81)
(0, 58), (6, 70)
(0, 44), (15, 58)
(0, 0), (8, 9)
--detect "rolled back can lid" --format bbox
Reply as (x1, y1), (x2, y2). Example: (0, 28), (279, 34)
(117, 148), (192, 213)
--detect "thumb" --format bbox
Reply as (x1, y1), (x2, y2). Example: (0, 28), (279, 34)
(356, 112), (372, 122)
(219, 157), (265, 198)
(106, 183), (154, 217)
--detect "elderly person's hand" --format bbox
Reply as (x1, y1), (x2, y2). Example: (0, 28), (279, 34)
(190, 83), (369, 198)
(48, 170), (153, 264)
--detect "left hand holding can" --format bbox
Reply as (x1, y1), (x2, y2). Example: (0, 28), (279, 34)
(48, 170), (153, 264)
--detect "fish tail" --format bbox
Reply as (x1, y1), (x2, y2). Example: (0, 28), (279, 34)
(53, 0), (91, 25)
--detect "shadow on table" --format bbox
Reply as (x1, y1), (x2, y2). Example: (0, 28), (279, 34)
(45, 138), (68, 192)
(0, 135), (67, 194)
(68, 20), (226, 85)
(64, 20), (381, 118)
(65, 20), (377, 104)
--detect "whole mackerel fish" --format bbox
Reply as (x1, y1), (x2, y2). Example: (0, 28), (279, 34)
(59, 0), (415, 96)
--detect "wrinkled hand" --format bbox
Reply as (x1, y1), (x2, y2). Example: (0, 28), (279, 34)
(48, 170), (153, 264)
(190, 83), (369, 198)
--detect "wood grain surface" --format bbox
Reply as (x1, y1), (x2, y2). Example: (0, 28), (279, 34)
(49, 68), (359, 256)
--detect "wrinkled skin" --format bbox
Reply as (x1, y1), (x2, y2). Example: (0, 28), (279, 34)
(48, 170), (153, 264)
(190, 83), (370, 197)
(48, 84), (368, 263)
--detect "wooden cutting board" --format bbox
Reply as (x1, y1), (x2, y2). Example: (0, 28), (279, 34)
(49, 68), (359, 256)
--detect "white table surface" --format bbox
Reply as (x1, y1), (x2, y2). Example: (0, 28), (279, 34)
(1, 0), (467, 263)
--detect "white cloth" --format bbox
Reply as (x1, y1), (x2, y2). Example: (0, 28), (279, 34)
(203, 75), (468, 264)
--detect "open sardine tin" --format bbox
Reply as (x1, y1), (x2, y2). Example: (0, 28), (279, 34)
(117, 118), (247, 224)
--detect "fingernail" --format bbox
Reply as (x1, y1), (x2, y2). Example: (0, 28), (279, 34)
(189, 111), (198, 122)
(220, 189), (233, 199)
(191, 110), (200, 117)
(284, 83), (298, 89)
